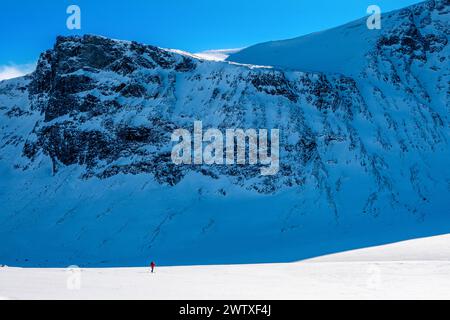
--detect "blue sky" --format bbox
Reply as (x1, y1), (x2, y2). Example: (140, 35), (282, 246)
(1, 0), (421, 68)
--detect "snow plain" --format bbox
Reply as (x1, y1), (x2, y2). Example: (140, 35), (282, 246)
(1, 234), (449, 300)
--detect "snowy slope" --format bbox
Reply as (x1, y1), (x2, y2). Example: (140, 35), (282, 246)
(0, 0), (449, 268)
(194, 49), (242, 61)
(228, 17), (377, 75)
(228, 0), (449, 76)
(1, 234), (450, 300)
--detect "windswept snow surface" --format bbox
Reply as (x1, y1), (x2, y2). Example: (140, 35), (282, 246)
(1, 234), (450, 300)
(228, 18), (377, 75)
(167, 48), (242, 61)
(194, 49), (243, 61)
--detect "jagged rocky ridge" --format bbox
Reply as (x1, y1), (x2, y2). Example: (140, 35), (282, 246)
(19, 35), (377, 193)
(0, 0), (448, 266)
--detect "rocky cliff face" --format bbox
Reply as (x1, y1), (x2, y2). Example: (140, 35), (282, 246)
(0, 0), (448, 267)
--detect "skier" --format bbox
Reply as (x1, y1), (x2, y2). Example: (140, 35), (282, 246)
(150, 261), (156, 273)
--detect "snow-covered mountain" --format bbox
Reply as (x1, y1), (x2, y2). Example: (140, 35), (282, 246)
(228, 0), (449, 76)
(0, 0), (448, 267)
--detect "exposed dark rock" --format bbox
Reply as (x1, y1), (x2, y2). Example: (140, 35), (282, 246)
(251, 72), (298, 102)
(120, 83), (147, 98)
(175, 57), (197, 72)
